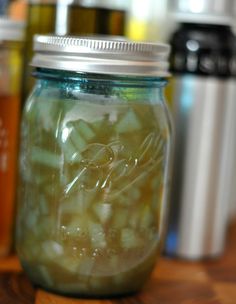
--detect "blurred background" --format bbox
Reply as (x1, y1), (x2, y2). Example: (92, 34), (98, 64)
(0, 0), (236, 260)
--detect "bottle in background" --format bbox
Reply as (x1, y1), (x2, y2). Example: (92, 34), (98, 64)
(165, 0), (235, 259)
(9, 0), (27, 21)
(0, 0), (10, 15)
(22, 0), (129, 101)
(0, 18), (25, 257)
(226, 24), (236, 222)
(126, 0), (169, 42)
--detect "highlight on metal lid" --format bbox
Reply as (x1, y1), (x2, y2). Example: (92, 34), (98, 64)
(32, 35), (170, 77)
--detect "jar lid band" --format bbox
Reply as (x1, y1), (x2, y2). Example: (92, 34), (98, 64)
(32, 35), (171, 77)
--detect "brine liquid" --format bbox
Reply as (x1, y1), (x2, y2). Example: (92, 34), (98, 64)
(0, 95), (20, 256)
(17, 97), (170, 296)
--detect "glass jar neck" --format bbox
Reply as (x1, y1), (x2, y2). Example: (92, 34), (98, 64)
(32, 68), (168, 106)
(33, 68), (168, 89)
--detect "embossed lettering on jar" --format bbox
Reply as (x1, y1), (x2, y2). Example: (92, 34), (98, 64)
(16, 36), (172, 297)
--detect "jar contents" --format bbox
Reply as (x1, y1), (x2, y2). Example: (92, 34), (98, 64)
(17, 96), (169, 296)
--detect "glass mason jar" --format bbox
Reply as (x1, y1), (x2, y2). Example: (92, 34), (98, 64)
(0, 18), (24, 257)
(16, 36), (172, 297)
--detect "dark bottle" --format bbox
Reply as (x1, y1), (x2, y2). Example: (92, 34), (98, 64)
(165, 0), (235, 259)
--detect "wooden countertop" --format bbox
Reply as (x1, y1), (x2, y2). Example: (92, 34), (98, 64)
(1, 222), (236, 304)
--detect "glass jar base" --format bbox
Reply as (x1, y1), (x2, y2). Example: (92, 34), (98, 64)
(34, 283), (141, 299)
(21, 259), (153, 298)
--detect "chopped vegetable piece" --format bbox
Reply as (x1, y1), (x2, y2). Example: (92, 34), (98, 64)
(78, 256), (95, 275)
(58, 256), (80, 273)
(60, 196), (84, 214)
(128, 188), (140, 201)
(112, 208), (128, 229)
(76, 120), (95, 140)
(58, 137), (82, 163)
(31, 147), (61, 169)
(42, 240), (64, 259)
(88, 222), (106, 249)
(70, 126), (87, 152)
(93, 203), (112, 223)
(91, 119), (103, 131)
(25, 210), (38, 229)
(140, 205), (153, 229)
(121, 228), (140, 249)
(37, 99), (58, 131)
(116, 109), (142, 133)
(61, 217), (86, 238)
(129, 210), (140, 229)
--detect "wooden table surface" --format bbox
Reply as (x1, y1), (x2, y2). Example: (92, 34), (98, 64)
(1, 222), (236, 304)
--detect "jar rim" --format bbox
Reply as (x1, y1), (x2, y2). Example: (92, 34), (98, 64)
(32, 35), (171, 77)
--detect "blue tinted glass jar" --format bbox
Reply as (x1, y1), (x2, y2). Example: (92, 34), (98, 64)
(16, 36), (172, 297)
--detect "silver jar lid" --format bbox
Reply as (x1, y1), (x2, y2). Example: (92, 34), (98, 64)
(32, 35), (170, 77)
(0, 18), (25, 42)
(169, 0), (234, 25)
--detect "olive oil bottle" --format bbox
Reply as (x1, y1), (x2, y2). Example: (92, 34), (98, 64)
(22, 0), (127, 101)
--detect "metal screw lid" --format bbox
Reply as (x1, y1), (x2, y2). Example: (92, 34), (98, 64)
(0, 18), (25, 42)
(32, 35), (170, 77)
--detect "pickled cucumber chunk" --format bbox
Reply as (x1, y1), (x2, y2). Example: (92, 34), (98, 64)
(76, 120), (95, 141)
(121, 228), (141, 249)
(58, 137), (82, 163)
(88, 221), (106, 249)
(116, 109), (142, 133)
(93, 203), (112, 223)
(31, 147), (61, 169)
